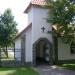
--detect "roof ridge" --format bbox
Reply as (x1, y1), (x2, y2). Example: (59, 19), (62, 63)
(24, 0), (47, 13)
(31, 0), (47, 5)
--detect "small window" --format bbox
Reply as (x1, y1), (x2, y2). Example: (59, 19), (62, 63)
(70, 42), (75, 54)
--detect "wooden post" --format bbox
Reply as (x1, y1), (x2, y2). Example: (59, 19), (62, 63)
(14, 43), (15, 60)
(0, 48), (1, 67)
(54, 36), (58, 64)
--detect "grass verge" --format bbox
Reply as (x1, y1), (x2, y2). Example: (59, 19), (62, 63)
(58, 64), (75, 71)
(0, 67), (39, 75)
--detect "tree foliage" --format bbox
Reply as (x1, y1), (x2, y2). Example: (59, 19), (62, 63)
(0, 8), (18, 47)
(46, 0), (75, 43)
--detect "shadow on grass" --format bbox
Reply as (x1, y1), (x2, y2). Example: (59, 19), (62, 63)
(59, 64), (75, 71)
(0, 67), (39, 75)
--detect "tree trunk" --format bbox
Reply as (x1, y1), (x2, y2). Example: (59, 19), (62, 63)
(0, 48), (1, 66)
(6, 46), (8, 58)
(3, 46), (8, 58)
(54, 36), (58, 64)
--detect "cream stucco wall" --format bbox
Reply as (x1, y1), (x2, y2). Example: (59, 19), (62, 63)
(58, 38), (75, 60)
(15, 37), (21, 60)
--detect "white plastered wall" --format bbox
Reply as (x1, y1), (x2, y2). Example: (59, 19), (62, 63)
(25, 27), (32, 62)
(15, 37), (21, 60)
(27, 6), (33, 24)
(32, 7), (53, 44)
(25, 6), (53, 63)
(58, 38), (75, 60)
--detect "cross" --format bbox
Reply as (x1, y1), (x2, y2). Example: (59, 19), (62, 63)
(41, 26), (45, 33)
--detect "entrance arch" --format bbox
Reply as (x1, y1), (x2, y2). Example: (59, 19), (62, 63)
(33, 38), (53, 66)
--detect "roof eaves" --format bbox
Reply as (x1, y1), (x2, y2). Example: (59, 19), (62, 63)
(15, 23), (32, 39)
(24, 2), (32, 13)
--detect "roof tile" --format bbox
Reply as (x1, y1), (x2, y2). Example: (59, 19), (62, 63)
(31, 0), (46, 5)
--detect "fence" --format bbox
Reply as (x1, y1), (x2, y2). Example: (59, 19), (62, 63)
(0, 48), (24, 67)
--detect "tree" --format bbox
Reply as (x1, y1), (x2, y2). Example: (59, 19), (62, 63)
(0, 8), (18, 57)
(46, 0), (75, 44)
(45, 0), (75, 64)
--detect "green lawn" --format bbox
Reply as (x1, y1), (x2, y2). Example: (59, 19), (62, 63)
(0, 67), (39, 75)
(59, 64), (75, 71)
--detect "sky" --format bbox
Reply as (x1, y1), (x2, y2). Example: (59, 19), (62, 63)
(0, 0), (31, 32)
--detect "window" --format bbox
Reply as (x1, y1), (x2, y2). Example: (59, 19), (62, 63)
(70, 42), (75, 54)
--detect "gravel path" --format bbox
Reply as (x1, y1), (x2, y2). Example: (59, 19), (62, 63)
(32, 65), (75, 75)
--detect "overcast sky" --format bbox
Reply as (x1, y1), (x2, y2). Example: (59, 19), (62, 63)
(0, 0), (31, 32)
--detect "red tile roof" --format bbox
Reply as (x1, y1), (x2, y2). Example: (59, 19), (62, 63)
(24, 0), (47, 13)
(31, 0), (46, 5)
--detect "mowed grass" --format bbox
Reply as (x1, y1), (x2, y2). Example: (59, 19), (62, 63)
(59, 64), (75, 71)
(0, 67), (39, 75)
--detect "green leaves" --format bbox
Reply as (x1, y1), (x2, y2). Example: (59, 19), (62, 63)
(0, 8), (18, 47)
(46, 0), (75, 43)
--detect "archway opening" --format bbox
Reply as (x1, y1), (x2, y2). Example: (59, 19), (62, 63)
(33, 38), (53, 65)
(36, 40), (49, 65)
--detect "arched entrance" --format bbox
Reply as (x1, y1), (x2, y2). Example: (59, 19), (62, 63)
(33, 38), (53, 66)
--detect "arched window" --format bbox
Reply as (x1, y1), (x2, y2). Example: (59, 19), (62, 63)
(70, 42), (75, 54)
